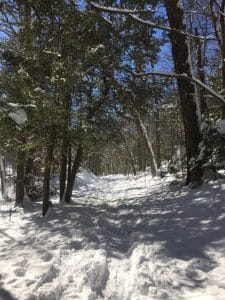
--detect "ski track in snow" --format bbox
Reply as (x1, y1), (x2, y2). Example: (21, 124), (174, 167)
(1, 172), (225, 299)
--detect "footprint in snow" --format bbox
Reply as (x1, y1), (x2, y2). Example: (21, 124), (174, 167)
(13, 259), (28, 267)
(40, 253), (53, 262)
(14, 268), (26, 277)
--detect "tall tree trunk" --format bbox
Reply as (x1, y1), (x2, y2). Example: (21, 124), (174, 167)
(195, 28), (207, 116)
(210, 0), (225, 162)
(67, 143), (72, 183)
(64, 143), (83, 203)
(122, 133), (137, 176)
(59, 135), (69, 201)
(0, 157), (6, 198)
(42, 137), (55, 216)
(136, 116), (157, 177)
(15, 147), (26, 205)
(154, 98), (161, 168)
(24, 152), (35, 197)
(164, 0), (203, 185)
(63, 71), (110, 203)
(59, 94), (71, 201)
(126, 146), (136, 176)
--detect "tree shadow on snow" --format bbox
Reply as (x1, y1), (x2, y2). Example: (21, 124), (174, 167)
(0, 287), (17, 300)
(16, 180), (225, 297)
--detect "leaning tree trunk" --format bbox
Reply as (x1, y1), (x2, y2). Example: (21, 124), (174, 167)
(122, 133), (137, 176)
(64, 143), (83, 203)
(136, 116), (157, 177)
(164, 0), (203, 185)
(42, 138), (55, 216)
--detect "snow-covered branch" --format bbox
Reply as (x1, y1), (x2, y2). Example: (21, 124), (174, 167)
(0, 98), (30, 125)
(135, 71), (225, 104)
(89, 2), (155, 14)
(90, 1), (215, 40)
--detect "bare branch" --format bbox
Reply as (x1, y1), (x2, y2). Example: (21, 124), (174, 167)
(214, 0), (225, 17)
(135, 71), (225, 104)
(90, 1), (215, 40)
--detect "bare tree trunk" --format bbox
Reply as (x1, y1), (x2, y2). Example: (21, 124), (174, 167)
(42, 137), (55, 216)
(154, 98), (161, 168)
(64, 143), (83, 203)
(135, 115), (157, 177)
(67, 143), (72, 183)
(59, 93), (71, 201)
(210, 0), (225, 162)
(127, 146), (136, 176)
(24, 150), (36, 197)
(122, 133), (137, 176)
(195, 28), (207, 116)
(0, 157), (6, 198)
(59, 135), (69, 201)
(164, 0), (203, 185)
(15, 147), (26, 205)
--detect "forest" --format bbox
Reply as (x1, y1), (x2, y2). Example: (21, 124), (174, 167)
(1, 1), (225, 299)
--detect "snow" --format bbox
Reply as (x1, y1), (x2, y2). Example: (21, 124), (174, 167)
(216, 119), (225, 136)
(8, 108), (27, 125)
(0, 101), (28, 125)
(1, 171), (225, 299)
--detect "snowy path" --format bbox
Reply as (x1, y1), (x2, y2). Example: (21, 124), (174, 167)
(1, 172), (225, 299)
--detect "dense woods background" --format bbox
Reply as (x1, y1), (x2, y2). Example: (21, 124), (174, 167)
(1, 0), (225, 215)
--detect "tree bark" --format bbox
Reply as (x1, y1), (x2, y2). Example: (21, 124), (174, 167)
(15, 147), (26, 205)
(67, 143), (72, 183)
(0, 157), (6, 198)
(59, 135), (69, 201)
(164, 0), (203, 185)
(64, 143), (83, 203)
(195, 28), (207, 116)
(136, 116), (157, 177)
(59, 93), (71, 201)
(154, 98), (161, 168)
(121, 133), (137, 175)
(42, 137), (55, 216)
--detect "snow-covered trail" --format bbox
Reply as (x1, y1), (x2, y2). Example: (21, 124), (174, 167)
(1, 172), (225, 299)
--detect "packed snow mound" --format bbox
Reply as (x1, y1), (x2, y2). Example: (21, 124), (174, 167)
(74, 169), (175, 205)
(76, 168), (102, 186)
(27, 249), (109, 300)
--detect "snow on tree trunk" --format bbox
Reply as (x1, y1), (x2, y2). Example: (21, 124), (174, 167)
(164, 0), (203, 185)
